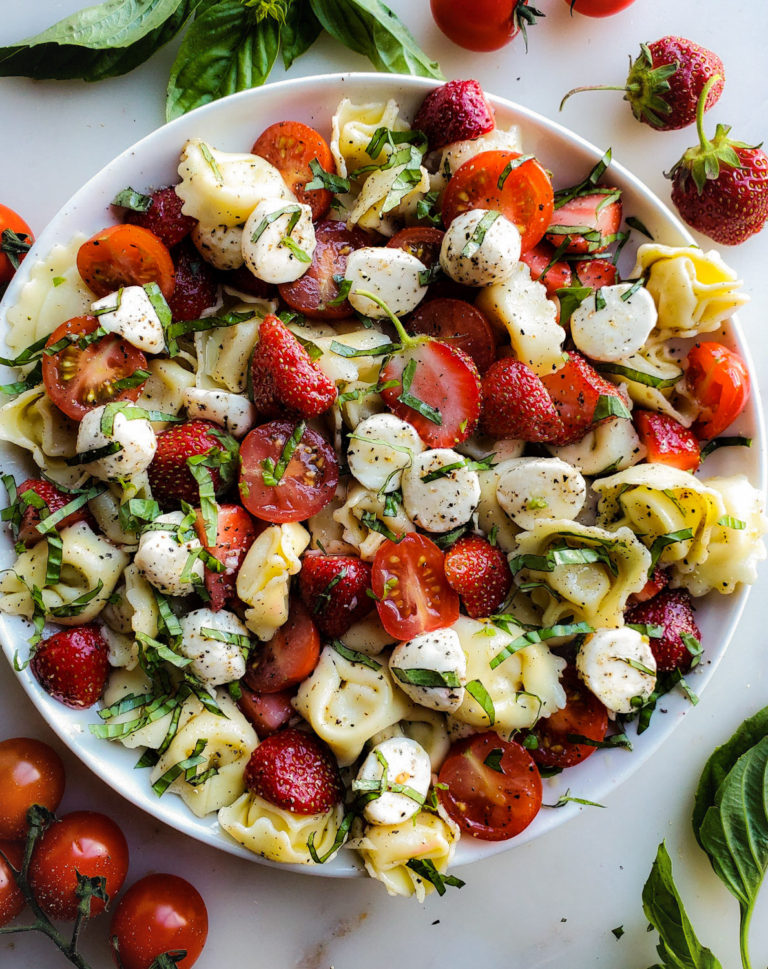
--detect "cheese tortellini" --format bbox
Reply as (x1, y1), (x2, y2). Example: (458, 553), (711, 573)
(548, 416), (646, 476)
(333, 482), (415, 561)
(0, 385), (80, 486)
(330, 98), (406, 178)
(136, 358), (196, 421)
(195, 304), (273, 393)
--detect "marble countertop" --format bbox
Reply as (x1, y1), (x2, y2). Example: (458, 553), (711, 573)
(1, 1), (767, 966)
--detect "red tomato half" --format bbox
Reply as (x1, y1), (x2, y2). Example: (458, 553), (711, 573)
(0, 738), (65, 840)
(41, 315), (148, 421)
(110, 873), (208, 969)
(0, 204), (33, 283)
(245, 598), (320, 693)
(406, 299), (496, 373)
(239, 420), (338, 523)
(0, 841), (24, 926)
(438, 733), (542, 840)
(442, 150), (554, 252)
(252, 121), (335, 221)
(237, 687), (295, 736)
(564, 0), (637, 15)
(686, 342), (751, 441)
(77, 224), (175, 299)
(372, 533), (459, 640)
(529, 666), (608, 769)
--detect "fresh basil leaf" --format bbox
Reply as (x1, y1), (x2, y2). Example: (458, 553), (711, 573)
(308, 0), (442, 79)
(166, 0), (281, 120)
(112, 187), (153, 212)
(281, 0), (322, 69)
(642, 842), (723, 969)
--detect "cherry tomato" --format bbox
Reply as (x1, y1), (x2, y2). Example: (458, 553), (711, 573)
(110, 873), (208, 969)
(372, 533), (459, 640)
(237, 687), (295, 736)
(41, 315), (148, 421)
(546, 191), (622, 254)
(519, 242), (572, 298)
(405, 299), (496, 373)
(0, 738), (65, 840)
(239, 420), (338, 523)
(438, 733), (542, 840)
(29, 811), (129, 920)
(572, 257), (618, 290)
(0, 203), (33, 284)
(252, 121), (335, 221)
(0, 841), (25, 926)
(634, 410), (700, 472)
(564, 0), (637, 15)
(529, 667), (608, 769)
(442, 150), (554, 252)
(279, 221), (369, 319)
(245, 598), (320, 693)
(379, 340), (482, 447)
(686, 342), (751, 440)
(387, 227), (472, 301)
(77, 224), (175, 299)
(430, 0), (538, 51)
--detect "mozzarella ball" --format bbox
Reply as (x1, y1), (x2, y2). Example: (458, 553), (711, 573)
(91, 285), (165, 354)
(496, 457), (587, 530)
(134, 511), (204, 597)
(345, 247), (428, 318)
(76, 405), (157, 481)
(347, 413), (424, 494)
(401, 448), (481, 533)
(183, 387), (257, 438)
(576, 628), (657, 715)
(179, 607), (249, 688)
(570, 283), (657, 362)
(356, 737), (432, 825)
(191, 222), (245, 271)
(389, 628), (467, 713)
(242, 198), (316, 284)
(440, 209), (521, 287)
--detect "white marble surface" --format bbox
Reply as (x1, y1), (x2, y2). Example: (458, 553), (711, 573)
(1, 2), (767, 967)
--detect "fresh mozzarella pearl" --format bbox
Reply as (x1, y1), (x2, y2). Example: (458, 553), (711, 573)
(91, 286), (165, 354)
(389, 628), (467, 713)
(440, 209), (521, 287)
(134, 511), (204, 597)
(496, 457), (587, 530)
(576, 628), (657, 714)
(242, 198), (316, 284)
(345, 247), (428, 318)
(356, 737), (432, 825)
(179, 607), (249, 688)
(191, 223), (245, 271)
(401, 448), (481, 533)
(183, 387), (256, 438)
(76, 405), (157, 481)
(570, 283), (658, 362)
(347, 413), (424, 493)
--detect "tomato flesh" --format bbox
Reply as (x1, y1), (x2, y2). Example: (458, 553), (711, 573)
(0, 203), (33, 283)
(252, 120), (335, 221)
(0, 840), (25, 926)
(77, 223), (175, 299)
(244, 598), (320, 693)
(406, 299), (496, 373)
(0, 738), (66, 840)
(529, 667), (609, 769)
(686, 342), (751, 441)
(237, 687), (295, 736)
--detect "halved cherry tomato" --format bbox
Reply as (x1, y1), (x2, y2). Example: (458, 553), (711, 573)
(405, 299), (496, 373)
(372, 533), (459, 640)
(252, 121), (335, 221)
(41, 315), (148, 421)
(110, 873), (208, 969)
(29, 811), (129, 920)
(546, 191), (622, 254)
(379, 340), (482, 447)
(520, 242), (572, 298)
(0, 204), (33, 284)
(0, 840), (25, 926)
(628, 566), (669, 606)
(441, 150), (554, 252)
(572, 257), (617, 290)
(438, 733), (542, 840)
(686, 342), (751, 441)
(239, 420), (338, 523)
(245, 598), (320, 693)
(237, 687), (295, 736)
(77, 224), (175, 299)
(0, 738), (65, 840)
(279, 221), (369, 319)
(529, 667), (608, 769)
(195, 505), (261, 610)
(634, 410), (700, 472)
(564, 0), (637, 15)
(387, 226), (444, 267)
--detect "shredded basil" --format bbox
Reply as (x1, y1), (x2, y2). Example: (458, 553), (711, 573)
(250, 204), (302, 244)
(200, 144), (223, 183)
(594, 361), (681, 389)
(391, 667), (461, 688)
(406, 859), (464, 896)
(331, 640), (382, 670)
(647, 528), (694, 573)
(490, 621), (593, 669)
(497, 154), (534, 189)
(306, 810), (355, 864)
(261, 421), (305, 487)
(152, 738), (209, 796)
(398, 357), (442, 425)
(625, 215), (653, 239)
(465, 679), (496, 724)
(112, 186), (153, 212)
(593, 394), (631, 421)
(305, 158), (351, 195)
(699, 435), (752, 460)
(483, 748), (504, 773)
(461, 210), (501, 259)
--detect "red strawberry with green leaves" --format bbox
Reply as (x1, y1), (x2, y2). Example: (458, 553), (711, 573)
(444, 535), (512, 619)
(479, 357), (564, 442)
(12, 478), (93, 547)
(194, 504), (260, 610)
(148, 419), (239, 507)
(625, 588), (701, 672)
(298, 554), (373, 638)
(413, 79), (496, 153)
(560, 36), (724, 131)
(31, 625), (109, 709)
(243, 727), (343, 814)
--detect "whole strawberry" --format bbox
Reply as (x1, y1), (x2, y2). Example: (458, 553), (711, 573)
(299, 554), (373, 638)
(560, 36), (724, 131)
(148, 419), (239, 506)
(244, 728), (344, 814)
(413, 79), (495, 152)
(31, 625), (109, 708)
(625, 588), (701, 672)
(444, 535), (512, 619)
(479, 358), (564, 442)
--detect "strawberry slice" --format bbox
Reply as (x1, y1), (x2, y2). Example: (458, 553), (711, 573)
(546, 190), (622, 254)
(195, 504), (260, 610)
(625, 588), (701, 672)
(572, 257), (618, 291)
(444, 535), (512, 619)
(634, 410), (700, 472)
(249, 314), (336, 419)
(628, 566), (670, 607)
(298, 554), (373, 638)
(541, 351), (629, 446)
(31, 625), (109, 709)
(243, 727), (344, 814)
(148, 419), (239, 507)
(413, 79), (495, 152)
(520, 242), (572, 298)
(479, 357), (564, 442)
(14, 478), (93, 547)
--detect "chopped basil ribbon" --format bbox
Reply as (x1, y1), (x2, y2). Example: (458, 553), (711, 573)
(92, 290), (123, 317)
(465, 679), (496, 724)
(417, 263), (442, 287)
(546, 791), (605, 810)
(288, 328), (324, 361)
(306, 810), (356, 864)
(490, 621), (593, 669)
(497, 154), (535, 189)
(681, 632), (703, 667)
(52, 276), (65, 287)
(382, 490), (402, 518)
(337, 379), (398, 405)
(594, 287), (607, 312)
(484, 748), (504, 773)
(620, 276), (646, 301)
(0, 359), (42, 396)
(280, 234), (312, 263)
(261, 421), (306, 487)
(112, 368), (151, 392)
(347, 433), (413, 462)
(461, 210), (501, 259)
(187, 456), (218, 546)
(137, 632), (192, 671)
(154, 590), (183, 639)
(200, 144), (223, 183)
(432, 523), (471, 550)
(331, 640), (383, 669)
(250, 204), (302, 245)
(398, 357), (442, 425)
(1, 227), (32, 269)
(554, 150), (613, 208)
(326, 276), (353, 307)
(365, 127), (428, 161)
(44, 531), (63, 585)
(420, 454), (496, 483)
(699, 435), (752, 460)
(199, 627), (252, 651)
(152, 738), (210, 796)
(329, 339), (393, 358)
(353, 776), (426, 805)
(359, 511), (402, 544)
(647, 528), (694, 573)
(718, 516), (746, 530)
(118, 497), (161, 534)
(415, 189), (441, 227)
(304, 158), (351, 195)
(165, 309), (253, 356)
(112, 186), (153, 212)
(556, 285), (592, 327)
(594, 361), (681, 389)
(626, 623), (664, 639)
(34, 486), (104, 535)
(625, 215), (653, 239)
(0, 332), (50, 368)
(405, 859), (465, 896)
(391, 668), (461, 688)
(314, 568), (347, 615)
(99, 401), (182, 437)
(98, 691), (155, 721)
(509, 544), (619, 578)
(566, 732), (633, 751)
(48, 579), (104, 618)
(593, 394), (631, 421)
(622, 656), (656, 677)
(43, 325), (108, 353)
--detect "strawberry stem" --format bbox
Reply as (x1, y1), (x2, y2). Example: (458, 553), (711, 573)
(352, 289), (413, 346)
(559, 84), (627, 112)
(695, 74), (720, 150)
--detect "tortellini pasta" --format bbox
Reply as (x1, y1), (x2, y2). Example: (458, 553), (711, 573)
(100, 667), (204, 750)
(473, 459), (522, 552)
(195, 304), (274, 393)
(548, 416), (646, 476)
(236, 523), (310, 640)
(367, 704), (450, 772)
(219, 793), (346, 866)
(598, 343), (696, 428)
(333, 482), (415, 561)
(137, 358), (196, 421)
(87, 474), (154, 549)
(313, 327), (392, 386)
(293, 645), (410, 766)
(347, 163), (430, 237)
(0, 384), (80, 486)
(330, 98), (406, 178)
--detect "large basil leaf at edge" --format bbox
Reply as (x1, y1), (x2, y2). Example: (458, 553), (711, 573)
(281, 0), (323, 70)
(693, 705), (768, 848)
(166, 1), (281, 120)
(642, 843), (723, 969)
(309, 0), (443, 79)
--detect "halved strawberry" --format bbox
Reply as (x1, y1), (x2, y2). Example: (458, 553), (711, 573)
(628, 566), (670, 606)
(540, 351), (629, 446)
(625, 588), (701, 672)
(634, 410), (700, 472)
(167, 240), (218, 323)
(31, 625), (109, 709)
(148, 419), (239, 507)
(123, 185), (196, 249)
(413, 79), (495, 152)
(14, 478), (93, 547)
(572, 257), (618, 290)
(520, 242), (572, 298)
(298, 554), (373, 638)
(195, 504), (260, 610)
(546, 190), (622, 254)
(479, 357), (564, 442)
(243, 728), (343, 814)
(444, 535), (512, 619)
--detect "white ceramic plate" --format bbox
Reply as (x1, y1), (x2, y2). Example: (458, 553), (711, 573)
(0, 72), (764, 877)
